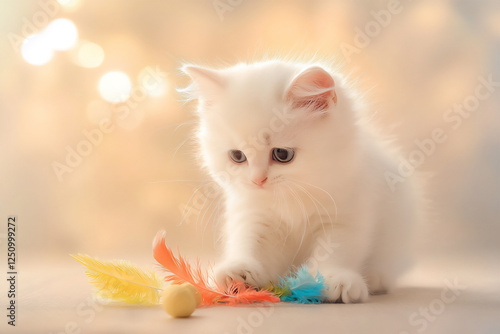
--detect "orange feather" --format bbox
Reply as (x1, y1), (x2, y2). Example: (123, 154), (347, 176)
(152, 231), (280, 306)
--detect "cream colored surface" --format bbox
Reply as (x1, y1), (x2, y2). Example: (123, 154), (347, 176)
(4, 255), (500, 334)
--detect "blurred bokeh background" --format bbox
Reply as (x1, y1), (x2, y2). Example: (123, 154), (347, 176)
(0, 0), (499, 268)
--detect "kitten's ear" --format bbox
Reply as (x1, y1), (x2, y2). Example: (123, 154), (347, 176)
(285, 66), (337, 113)
(182, 65), (225, 102)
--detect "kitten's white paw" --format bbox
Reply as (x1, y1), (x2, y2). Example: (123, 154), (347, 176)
(214, 259), (269, 289)
(323, 269), (369, 303)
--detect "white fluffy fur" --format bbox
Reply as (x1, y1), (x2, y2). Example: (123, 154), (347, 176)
(182, 60), (417, 303)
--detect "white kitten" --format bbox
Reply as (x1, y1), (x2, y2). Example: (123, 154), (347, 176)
(182, 60), (417, 303)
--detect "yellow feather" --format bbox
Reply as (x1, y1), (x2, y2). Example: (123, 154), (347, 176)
(71, 254), (163, 305)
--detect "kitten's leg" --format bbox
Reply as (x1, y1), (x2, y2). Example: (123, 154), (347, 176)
(365, 229), (405, 294)
(214, 210), (289, 289)
(312, 217), (372, 303)
(366, 185), (416, 294)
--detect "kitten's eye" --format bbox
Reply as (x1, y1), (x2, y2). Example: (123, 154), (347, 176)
(272, 148), (295, 163)
(229, 150), (247, 163)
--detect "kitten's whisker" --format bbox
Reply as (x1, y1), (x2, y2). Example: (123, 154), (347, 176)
(173, 120), (198, 134)
(281, 184), (294, 239)
(202, 192), (222, 236)
(212, 197), (225, 244)
(215, 198), (224, 228)
(292, 179), (339, 228)
(196, 188), (219, 228)
(279, 187), (293, 249)
(151, 120), (198, 136)
(290, 184), (334, 239)
(215, 223), (224, 244)
(200, 193), (222, 246)
(146, 179), (210, 184)
(289, 181), (336, 238)
(279, 185), (292, 243)
(179, 182), (216, 226)
(290, 182), (329, 238)
(273, 185), (287, 242)
(203, 192), (222, 235)
(285, 184), (309, 264)
(183, 182), (215, 206)
(209, 195), (223, 227)
(170, 135), (194, 165)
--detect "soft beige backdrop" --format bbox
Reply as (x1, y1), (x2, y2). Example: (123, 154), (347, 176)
(0, 1), (499, 333)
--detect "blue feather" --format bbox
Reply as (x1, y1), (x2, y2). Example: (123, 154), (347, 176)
(279, 266), (325, 304)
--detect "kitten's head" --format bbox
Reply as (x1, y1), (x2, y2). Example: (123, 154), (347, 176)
(182, 61), (357, 194)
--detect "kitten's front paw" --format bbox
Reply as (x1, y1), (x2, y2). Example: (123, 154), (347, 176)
(323, 269), (369, 303)
(214, 259), (269, 289)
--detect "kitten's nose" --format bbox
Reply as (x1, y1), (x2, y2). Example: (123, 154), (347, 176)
(252, 177), (268, 187)
(249, 158), (268, 187)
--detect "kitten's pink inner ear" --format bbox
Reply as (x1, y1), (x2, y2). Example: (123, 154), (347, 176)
(182, 65), (225, 97)
(285, 67), (337, 111)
